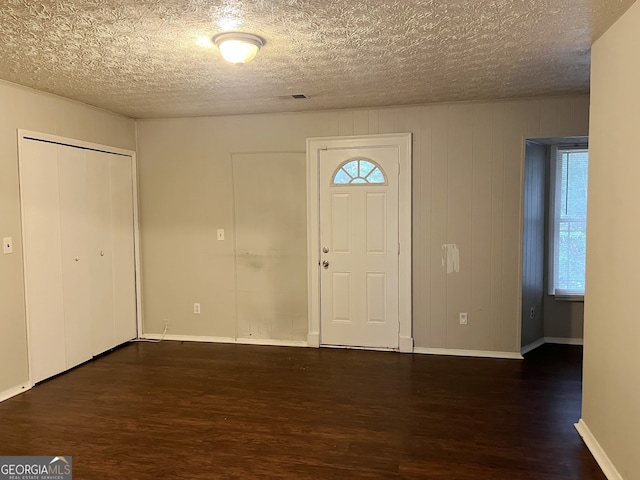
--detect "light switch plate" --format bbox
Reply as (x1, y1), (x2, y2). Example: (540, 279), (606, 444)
(217, 229), (225, 241)
(3, 237), (13, 254)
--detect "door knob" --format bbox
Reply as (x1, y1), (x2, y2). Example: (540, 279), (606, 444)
(74, 257), (79, 262)
(100, 251), (104, 257)
(322, 260), (329, 269)
(322, 247), (329, 253)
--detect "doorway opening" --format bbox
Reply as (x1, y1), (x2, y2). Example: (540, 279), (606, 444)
(521, 136), (588, 355)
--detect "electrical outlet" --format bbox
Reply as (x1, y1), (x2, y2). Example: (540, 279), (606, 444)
(194, 303), (201, 314)
(459, 312), (468, 325)
(529, 307), (535, 320)
(217, 229), (225, 241)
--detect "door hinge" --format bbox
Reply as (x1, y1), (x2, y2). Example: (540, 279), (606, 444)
(398, 243), (401, 255)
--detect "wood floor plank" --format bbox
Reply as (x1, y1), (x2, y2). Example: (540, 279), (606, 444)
(0, 343), (604, 479)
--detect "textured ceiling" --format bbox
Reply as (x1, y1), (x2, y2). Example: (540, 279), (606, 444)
(0, 0), (635, 119)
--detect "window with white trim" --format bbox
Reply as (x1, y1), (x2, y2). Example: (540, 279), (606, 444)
(549, 145), (589, 298)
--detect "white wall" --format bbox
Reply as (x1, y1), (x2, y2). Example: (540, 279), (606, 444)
(0, 80), (136, 399)
(137, 95), (589, 352)
(581, 1), (640, 478)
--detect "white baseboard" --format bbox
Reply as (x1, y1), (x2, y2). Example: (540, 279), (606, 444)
(399, 336), (414, 353)
(140, 333), (308, 348)
(545, 336), (584, 345)
(140, 333), (582, 358)
(521, 338), (546, 355)
(141, 333), (236, 343)
(322, 344), (394, 352)
(413, 347), (523, 360)
(575, 419), (623, 480)
(307, 332), (320, 348)
(236, 337), (308, 348)
(0, 383), (31, 403)
(521, 337), (584, 355)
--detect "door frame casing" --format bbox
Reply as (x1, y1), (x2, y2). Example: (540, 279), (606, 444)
(17, 129), (143, 386)
(306, 133), (413, 352)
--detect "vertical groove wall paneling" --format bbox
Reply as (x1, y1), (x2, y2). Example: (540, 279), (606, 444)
(427, 105), (450, 348)
(502, 101), (529, 352)
(135, 96), (590, 353)
(490, 102), (506, 351)
(521, 142), (546, 348)
(470, 103), (494, 351)
(445, 104), (474, 350)
(415, 106), (432, 345)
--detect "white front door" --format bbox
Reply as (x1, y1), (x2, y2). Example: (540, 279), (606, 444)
(319, 146), (400, 349)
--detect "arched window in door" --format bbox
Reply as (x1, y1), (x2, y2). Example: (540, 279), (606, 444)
(331, 158), (387, 185)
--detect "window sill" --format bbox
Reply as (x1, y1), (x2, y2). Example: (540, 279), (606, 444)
(552, 294), (584, 302)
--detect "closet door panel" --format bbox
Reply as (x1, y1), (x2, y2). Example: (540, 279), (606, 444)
(86, 151), (115, 356)
(57, 146), (93, 369)
(19, 140), (66, 383)
(109, 155), (137, 344)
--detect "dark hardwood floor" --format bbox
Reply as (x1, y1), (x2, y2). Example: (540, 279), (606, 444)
(0, 342), (603, 479)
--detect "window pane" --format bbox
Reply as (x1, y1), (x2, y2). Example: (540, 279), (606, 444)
(367, 168), (385, 184)
(567, 222), (587, 290)
(557, 221), (586, 291)
(359, 160), (375, 177)
(553, 148), (588, 295)
(343, 161), (359, 178)
(561, 151), (588, 218)
(333, 169), (352, 184)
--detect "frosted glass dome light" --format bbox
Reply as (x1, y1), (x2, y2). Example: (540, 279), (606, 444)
(213, 32), (264, 64)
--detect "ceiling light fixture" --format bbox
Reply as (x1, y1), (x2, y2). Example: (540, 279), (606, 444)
(213, 32), (264, 64)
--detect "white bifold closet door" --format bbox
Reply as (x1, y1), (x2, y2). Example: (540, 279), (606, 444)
(20, 138), (136, 384)
(85, 149), (137, 355)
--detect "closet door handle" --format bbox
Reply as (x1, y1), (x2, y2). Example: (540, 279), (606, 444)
(100, 251), (105, 257)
